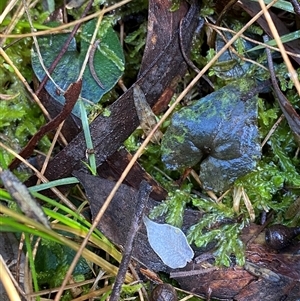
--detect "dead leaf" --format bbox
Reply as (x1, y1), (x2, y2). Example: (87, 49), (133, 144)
(73, 171), (203, 273)
(133, 85), (163, 144)
(74, 172), (300, 300)
(97, 148), (167, 201)
(10, 80), (82, 170)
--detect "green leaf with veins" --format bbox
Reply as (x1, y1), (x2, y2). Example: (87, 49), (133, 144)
(31, 19), (125, 118)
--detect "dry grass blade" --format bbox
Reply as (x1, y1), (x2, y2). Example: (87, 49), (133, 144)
(0, 0), (133, 39)
(207, 23), (300, 58)
(0, 255), (22, 301)
(258, 0), (300, 95)
(261, 114), (285, 147)
(0, 0), (22, 42)
(37, 122), (65, 185)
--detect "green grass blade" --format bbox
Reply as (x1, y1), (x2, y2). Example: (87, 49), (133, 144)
(247, 30), (300, 53)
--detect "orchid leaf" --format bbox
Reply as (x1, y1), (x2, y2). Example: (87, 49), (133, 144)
(31, 19), (125, 118)
(161, 78), (261, 192)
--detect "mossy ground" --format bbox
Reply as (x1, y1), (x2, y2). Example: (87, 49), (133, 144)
(1, 0), (299, 300)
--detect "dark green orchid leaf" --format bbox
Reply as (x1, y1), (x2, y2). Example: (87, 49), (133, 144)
(161, 79), (261, 192)
(31, 19), (125, 117)
(214, 31), (260, 80)
(35, 240), (90, 288)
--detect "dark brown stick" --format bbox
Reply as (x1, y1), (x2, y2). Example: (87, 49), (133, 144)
(264, 35), (300, 146)
(290, 0), (300, 15)
(109, 181), (152, 301)
(179, 15), (214, 89)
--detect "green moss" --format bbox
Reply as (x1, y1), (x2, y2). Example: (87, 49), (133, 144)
(149, 184), (247, 266)
(35, 239), (91, 288)
(0, 82), (50, 166)
(0, 4), (51, 167)
(121, 283), (143, 295)
(257, 98), (280, 136)
(150, 184), (193, 228)
(170, 0), (181, 11)
(200, 0), (215, 17)
(124, 22), (147, 59)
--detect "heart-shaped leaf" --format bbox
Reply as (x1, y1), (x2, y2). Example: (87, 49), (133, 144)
(143, 216), (194, 269)
(161, 78), (261, 192)
(31, 19), (125, 117)
(214, 31), (259, 80)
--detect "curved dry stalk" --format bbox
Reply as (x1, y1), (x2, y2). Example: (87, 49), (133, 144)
(77, 14), (103, 82)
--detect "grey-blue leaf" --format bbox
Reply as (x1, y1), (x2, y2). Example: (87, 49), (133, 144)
(143, 216), (194, 269)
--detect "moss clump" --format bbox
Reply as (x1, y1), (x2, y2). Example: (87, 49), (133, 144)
(0, 82), (50, 167)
